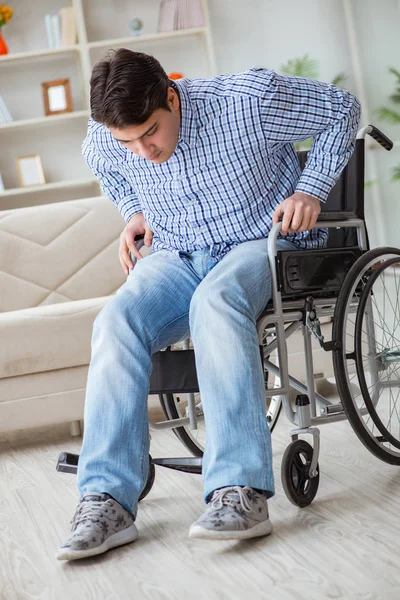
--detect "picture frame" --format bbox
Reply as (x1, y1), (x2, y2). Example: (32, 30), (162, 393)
(16, 155), (46, 187)
(0, 172), (5, 192)
(41, 78), (73, 116)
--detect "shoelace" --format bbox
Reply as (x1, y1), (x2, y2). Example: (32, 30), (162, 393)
(209, 486), (253, 512)
(70, 498), (111, 529)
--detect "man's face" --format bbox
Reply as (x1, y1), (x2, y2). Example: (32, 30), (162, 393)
(108, 87), (181, 164)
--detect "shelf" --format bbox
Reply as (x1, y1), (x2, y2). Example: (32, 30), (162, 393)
(0, 29), (207, 60)
(0, 1), (215, 209)
(0, 45), (80, 63)
(0, 111), (90, 132)
(87, 27), (206, 50)
(0, 178), (99, 198)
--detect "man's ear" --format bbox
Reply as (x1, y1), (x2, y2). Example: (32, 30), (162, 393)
(167, 87), (179, 110)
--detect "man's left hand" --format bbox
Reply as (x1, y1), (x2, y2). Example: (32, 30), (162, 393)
(272, 192), (321, 235)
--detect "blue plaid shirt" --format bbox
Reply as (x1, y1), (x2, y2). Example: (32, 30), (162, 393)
(82, 68), (361, 259)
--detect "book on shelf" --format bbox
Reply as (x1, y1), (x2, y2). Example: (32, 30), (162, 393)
(177, 0), (205, 29)
(52, 14), (62, 49)
(60, 7), (77, 47)
(44, 6), (77, 50)
(158, 0), (204, 33)
(44, 14), (53, 49)
(0, 93), (13, 124)
(158, 0), (176, 32)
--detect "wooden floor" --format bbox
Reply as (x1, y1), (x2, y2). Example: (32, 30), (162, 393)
(1, 406), (400, 600)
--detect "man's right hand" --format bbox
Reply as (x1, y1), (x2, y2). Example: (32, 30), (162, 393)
(119, 212), (153, 275)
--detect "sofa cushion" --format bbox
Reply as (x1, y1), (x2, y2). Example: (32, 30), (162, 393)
(0, 197), (125, 312)
(0, 296), (111, 379)
(0, 365), (89, 403)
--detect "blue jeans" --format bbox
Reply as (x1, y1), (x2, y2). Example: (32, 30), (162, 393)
(77, 238), (297, 516)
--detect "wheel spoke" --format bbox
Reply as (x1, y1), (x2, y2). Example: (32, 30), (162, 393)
(292, 453), (305, 473)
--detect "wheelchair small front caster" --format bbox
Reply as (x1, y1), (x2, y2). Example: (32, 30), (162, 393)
(138, 455), (156, 502)
(281, 440), (319, 507)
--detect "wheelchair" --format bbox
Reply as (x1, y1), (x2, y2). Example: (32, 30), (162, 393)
(57, 124), (400, 508)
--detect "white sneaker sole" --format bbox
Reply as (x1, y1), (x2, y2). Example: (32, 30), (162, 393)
(189, 519), (273, 540)
(56, 523), (138, 561)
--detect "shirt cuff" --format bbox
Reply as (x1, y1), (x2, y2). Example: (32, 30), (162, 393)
(117, 197), (142, 223)
(295, 169), (336, 203)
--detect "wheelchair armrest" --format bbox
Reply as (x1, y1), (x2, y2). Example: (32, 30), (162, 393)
(268, 220), (368, 261)
(267, 220), (368, 311)
(277, 246), (362, 297)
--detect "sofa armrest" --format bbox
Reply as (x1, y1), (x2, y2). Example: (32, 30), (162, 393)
(0, 296), (112, 379)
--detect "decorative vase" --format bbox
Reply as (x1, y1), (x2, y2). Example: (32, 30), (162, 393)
(0, 32), (8, 55)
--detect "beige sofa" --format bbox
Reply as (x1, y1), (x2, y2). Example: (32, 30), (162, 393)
(0, 196), (337, 435)
(0, 197), (126, 434)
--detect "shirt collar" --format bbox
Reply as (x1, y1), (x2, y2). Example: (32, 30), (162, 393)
(170, 79), (197, 147)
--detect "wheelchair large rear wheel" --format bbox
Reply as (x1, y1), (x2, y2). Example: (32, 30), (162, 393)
(333, 247), (400, 465)
(158, 363), (281, 457)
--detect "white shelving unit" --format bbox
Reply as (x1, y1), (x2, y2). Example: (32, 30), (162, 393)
(0, 110), (90, 131)
(0, 177), (98, 197)
(0, 45), (80, 63)
(0, 0), (216, 210)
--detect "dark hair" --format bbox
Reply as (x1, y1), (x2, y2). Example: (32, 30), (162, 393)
(90, 49), (170, 127)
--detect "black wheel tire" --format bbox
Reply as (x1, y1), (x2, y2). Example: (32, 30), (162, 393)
(281, 440), (320, 507)
(332, 247), (400, 466)
(159, 393), (204, 457)
(355, 256), (400, 449)
(264, 361), (282, 433)
(266, 400), (282, 432)
(138, 455), (156, 502)
(158, 360), (281, 458)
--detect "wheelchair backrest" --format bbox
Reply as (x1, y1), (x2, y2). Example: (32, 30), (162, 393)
(297, 139), (365, 248)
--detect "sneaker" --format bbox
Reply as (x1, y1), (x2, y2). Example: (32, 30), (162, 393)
(56, 493), (138, 561)
(189, 486), (272, 540)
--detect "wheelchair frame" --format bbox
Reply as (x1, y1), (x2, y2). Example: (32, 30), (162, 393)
(143, 217), (368, 477)
(57, 124), (399, 506)
(259, 217), (368, 474)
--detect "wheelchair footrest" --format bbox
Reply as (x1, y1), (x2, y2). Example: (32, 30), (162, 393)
(56, 452), (203, 476)
(56, 451), (79, 474)
(152, 456), (202, 474)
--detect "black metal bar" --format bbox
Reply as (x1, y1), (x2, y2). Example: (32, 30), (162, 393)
(152, 457), (202, 474)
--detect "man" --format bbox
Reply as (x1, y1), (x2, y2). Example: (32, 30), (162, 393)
(57, 49), (360, 560)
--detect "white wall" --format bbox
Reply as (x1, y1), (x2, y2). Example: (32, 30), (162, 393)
(209, 0), (353, 86)
(1, 0), (398, 245)
(350, 0), (400, 247)
(208, 0), (400, 247)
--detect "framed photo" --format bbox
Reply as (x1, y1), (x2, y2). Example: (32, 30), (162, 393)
(41, 78), (73, 116)
(16, 155), (46, 187)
